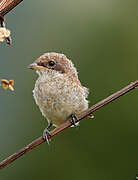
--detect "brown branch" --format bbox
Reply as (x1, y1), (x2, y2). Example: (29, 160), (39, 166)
(0, 0), (23, 16)
(0, 80), (138, 170)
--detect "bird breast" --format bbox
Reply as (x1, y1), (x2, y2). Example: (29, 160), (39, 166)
(33, 71), (88, 126)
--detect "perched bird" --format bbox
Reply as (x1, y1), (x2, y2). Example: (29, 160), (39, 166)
(29, 52), (89, 143)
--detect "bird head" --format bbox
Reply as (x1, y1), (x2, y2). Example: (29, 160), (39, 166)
(28, 52), (78, 77)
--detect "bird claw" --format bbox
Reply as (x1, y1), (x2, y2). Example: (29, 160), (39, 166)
(42, 128), (51, 145)
(88, 113), (94, 119)
(69, 114), (79, 127)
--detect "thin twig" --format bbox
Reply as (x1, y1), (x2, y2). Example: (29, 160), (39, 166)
(0, 80), (138, 170)
(0, 0), (23, 16)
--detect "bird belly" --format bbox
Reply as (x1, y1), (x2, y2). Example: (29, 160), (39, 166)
(38, 99), (74, 126)
(33, 76), (88, 127)
(34, 90), (88, 127)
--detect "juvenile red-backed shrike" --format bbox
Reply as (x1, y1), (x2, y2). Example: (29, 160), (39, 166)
(29, 52), (89, 143)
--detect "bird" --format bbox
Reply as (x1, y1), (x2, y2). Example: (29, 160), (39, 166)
(29, 52), (90, 144)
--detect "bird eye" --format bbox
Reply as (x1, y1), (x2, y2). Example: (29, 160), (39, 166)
(48, 61), (55, 66)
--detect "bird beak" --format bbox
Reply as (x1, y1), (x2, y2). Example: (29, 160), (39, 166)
(28, 63), (43, 70)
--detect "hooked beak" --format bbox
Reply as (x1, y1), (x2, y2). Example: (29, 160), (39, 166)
(28, 63), (43, 70)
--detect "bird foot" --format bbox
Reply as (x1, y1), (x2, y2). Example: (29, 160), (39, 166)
(42, 128), (51, 145)
(88, 113), (94, 119)
(69, 114), (79, 127)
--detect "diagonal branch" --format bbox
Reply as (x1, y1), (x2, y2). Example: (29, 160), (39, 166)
(0, 0), (23, 16)
(0, 80), (138, 170)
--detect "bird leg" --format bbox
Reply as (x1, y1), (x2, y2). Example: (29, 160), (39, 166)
(43, 121), (52, 145)
(69, 114), (79, 127)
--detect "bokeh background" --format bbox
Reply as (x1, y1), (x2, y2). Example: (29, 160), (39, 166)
(0, 0), (138, 179)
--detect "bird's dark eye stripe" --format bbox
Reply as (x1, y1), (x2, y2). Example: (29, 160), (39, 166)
(37, 62), (47, 67)
(37, 61), (55, 67)
(48, 61), (55, 66)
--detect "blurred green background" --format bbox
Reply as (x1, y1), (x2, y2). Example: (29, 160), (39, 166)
(0, 0), (138, 179)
